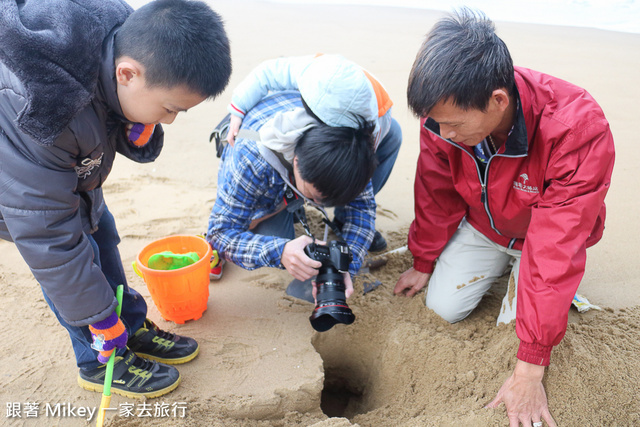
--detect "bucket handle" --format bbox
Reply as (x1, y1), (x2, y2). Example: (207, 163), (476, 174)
(197, 234), (219, 268)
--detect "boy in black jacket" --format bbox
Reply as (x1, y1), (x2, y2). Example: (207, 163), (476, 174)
(0, 0), (231, 398)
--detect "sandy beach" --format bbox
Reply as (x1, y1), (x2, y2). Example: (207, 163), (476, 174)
(1, 1), (639, 426)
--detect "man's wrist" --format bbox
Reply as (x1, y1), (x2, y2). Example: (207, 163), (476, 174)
(517, 340), (552, 366)
(514, 359), (545, 380)
(412, 259), (434, 274)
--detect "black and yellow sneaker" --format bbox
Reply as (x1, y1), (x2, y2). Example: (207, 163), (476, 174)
(368, 230), (388, 252)
(78, 349), (180, 399)
(127, 318), (200, 365)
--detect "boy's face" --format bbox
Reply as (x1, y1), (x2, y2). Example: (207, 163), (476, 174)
(115, 58), (206, 125)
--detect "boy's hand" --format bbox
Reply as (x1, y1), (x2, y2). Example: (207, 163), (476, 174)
(282, 236), (323, 281)
(89, 311), (128, 364)
(227, 115), (243, 146)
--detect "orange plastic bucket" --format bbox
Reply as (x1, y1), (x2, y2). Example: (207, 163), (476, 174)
(135, 235), (212, 324)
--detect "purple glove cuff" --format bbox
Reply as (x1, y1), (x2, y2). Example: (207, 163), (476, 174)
(90, 310), (119, 330)
(97, 353), (113, 364)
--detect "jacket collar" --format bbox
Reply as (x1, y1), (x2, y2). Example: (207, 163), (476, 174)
(0, 0), (131, 146)
(502, 88), (528, 156)
(97, 28), (127, 121)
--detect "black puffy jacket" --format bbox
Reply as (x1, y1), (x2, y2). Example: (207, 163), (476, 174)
(0, 0), (164, 326)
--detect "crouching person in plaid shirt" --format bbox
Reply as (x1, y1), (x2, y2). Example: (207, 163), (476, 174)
(206, 90), (377, 300)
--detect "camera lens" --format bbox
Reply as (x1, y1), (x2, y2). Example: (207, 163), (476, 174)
(309, 270), (355, 332)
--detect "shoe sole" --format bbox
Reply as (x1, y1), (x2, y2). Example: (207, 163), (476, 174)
(134, 344), (200, 365)
(77, 374), (181, 399)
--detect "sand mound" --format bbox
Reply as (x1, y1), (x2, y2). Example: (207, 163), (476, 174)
(104, 228), (640, 426)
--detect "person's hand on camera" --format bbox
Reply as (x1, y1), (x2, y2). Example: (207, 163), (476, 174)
(282, 236), (324, 281)
(227, 115), (243, 146)
(89, 311), (128, 364)
(312, 272), (353, 303)
(343, 273), (354, 298)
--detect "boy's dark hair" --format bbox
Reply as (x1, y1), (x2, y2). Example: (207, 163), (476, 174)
(407, 7), (514, 117)
(114, 0), (231, 98)
(294, 119), (377, 207)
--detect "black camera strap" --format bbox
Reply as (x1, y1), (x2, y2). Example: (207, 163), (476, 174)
(321, 217), (345, 241)
(283, 185), (314, 240)
(283, 183), (348, 243)
(209, 113), (232, 158)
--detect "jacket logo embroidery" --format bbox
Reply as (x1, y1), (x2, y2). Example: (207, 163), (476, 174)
(74, 153), (104, 179)
(513, 173), (539, 194)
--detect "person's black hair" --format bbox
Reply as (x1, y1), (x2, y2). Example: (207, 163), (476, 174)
(294, 119), (377, 207)
(114, 0), (231, 99)
(407, 7), (514, 117)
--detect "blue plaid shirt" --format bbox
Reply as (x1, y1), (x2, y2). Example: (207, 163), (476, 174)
(207, 91), (376, 274)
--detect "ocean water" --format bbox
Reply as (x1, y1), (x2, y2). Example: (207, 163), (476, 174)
(266, 0), (640, 34)
(125, 0), (640, 34)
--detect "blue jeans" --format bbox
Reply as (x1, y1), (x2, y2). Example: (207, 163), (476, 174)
(41, 208), (147, 370)
(251, 208), (296, 239)
(334, 117), (402, 224)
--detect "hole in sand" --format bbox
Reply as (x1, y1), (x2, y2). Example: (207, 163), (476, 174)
(320, 366), (365, 418)
(312, 329), (377, 420)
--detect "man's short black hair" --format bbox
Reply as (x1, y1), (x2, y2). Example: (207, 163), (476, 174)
(295, 119), (377, 207)
(114, 0), (231, 99)
(407, 7), (514, 117)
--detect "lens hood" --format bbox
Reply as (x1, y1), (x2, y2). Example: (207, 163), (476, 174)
(309, 304), (355, 332)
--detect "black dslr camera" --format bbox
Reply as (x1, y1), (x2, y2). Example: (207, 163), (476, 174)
(305, 241), (355, 332)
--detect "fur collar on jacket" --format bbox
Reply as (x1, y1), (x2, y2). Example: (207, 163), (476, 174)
(0, 0), (132, 146)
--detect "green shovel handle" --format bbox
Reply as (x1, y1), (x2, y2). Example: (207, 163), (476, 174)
(102, 285), (124, 397)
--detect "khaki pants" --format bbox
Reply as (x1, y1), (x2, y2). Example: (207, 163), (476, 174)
(426, 218), (522, 325)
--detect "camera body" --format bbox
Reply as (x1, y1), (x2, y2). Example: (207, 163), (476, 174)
(304, 241), (352, 273)
(305, 241), (355, 332)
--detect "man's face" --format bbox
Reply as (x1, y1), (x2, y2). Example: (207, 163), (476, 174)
(116, 58), (206, 125)
(293, 156), (324, 205)
(428, 98), (503, 147)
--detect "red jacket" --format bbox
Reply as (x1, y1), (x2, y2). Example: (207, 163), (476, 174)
(409, 66), (615, 365)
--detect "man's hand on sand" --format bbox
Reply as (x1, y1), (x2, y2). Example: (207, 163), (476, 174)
(486, 360), (557, 427)
(282, 236), (323, 282)
(394, 267), (430, 297)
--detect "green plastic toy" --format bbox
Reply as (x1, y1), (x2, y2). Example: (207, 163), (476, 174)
(96, 284), (123, 427)
(147, 251), (200, 270)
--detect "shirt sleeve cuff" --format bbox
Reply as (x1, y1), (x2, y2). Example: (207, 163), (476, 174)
(517, 341), (552, 366)
(272, 238), (289, 270)
(228, 103), (246, 118)
(413, 259), (434, 274)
